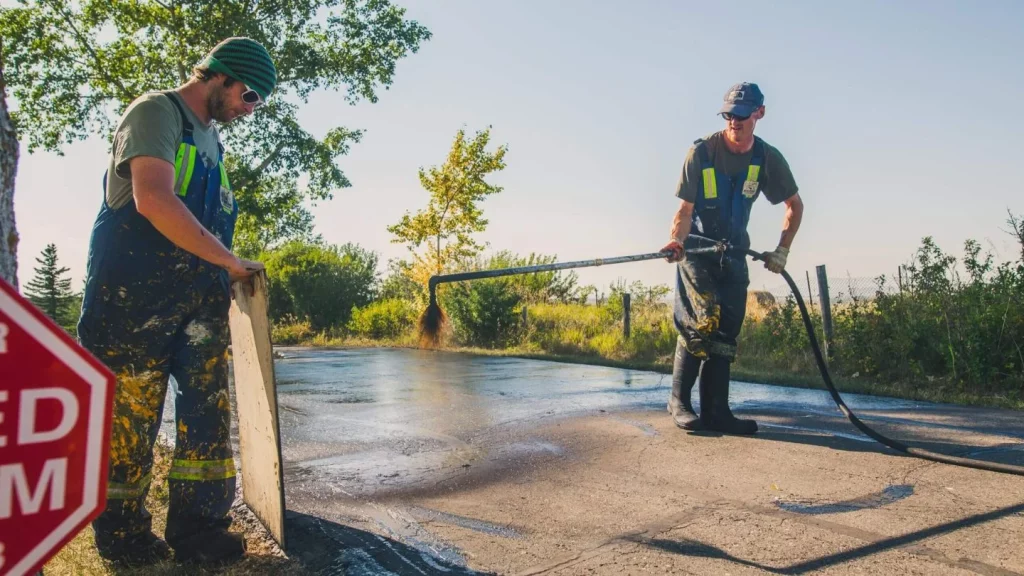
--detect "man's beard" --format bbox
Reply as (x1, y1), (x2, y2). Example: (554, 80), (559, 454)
(208, 87), (234, 124)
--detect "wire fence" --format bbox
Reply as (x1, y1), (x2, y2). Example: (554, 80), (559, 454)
(753, 267), (906, 308)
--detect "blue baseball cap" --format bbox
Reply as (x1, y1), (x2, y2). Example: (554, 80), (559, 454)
(718, 82), (764, 117)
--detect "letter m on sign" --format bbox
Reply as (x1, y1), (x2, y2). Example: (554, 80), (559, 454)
(0, 459), (69, 519)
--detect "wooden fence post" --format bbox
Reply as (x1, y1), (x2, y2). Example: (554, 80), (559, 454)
(623, 293), (631, 339)
(805, 270), (815, 312)
(815, 265), (834, 362)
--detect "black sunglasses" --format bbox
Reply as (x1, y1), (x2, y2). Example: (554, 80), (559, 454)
(721, 112), (750, 122)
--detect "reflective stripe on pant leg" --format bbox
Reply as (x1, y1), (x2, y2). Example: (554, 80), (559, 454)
(103, 471), (155, 547)
(107, 473), (153, 500)
(165, 284), (236, 543)
(168, 458), (236, 481)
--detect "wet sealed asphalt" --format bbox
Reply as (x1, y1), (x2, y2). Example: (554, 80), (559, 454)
(161, 347), (1024, 575)
(267, 348), (1022, 492)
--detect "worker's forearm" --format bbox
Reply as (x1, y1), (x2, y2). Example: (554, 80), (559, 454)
(778, 202), (803, 249)
(136, 189), (236, 269)
(670, 204), (694, 242)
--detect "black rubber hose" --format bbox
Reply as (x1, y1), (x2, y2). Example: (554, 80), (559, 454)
(743, 248), (1024, 476)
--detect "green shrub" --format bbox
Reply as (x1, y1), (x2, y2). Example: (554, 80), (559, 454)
(738, 233), (1024, 399)
(261, 240), (378, 330)
(446, 277), (523, 348)
(271, 317), (314, 345)
(348, 299), (418, 340)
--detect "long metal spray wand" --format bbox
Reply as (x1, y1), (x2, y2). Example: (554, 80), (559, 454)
(418, 235), (728, 346)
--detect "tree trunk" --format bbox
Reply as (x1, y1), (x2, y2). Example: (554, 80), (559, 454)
(0, 54), (19, 289)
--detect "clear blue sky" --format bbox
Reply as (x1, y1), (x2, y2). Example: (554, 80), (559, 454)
(11, 0), (1024, 297)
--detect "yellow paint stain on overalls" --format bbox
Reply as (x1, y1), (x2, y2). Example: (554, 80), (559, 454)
(204, 355), (220, 373)
(690, 290), (720, 336)
(196, 373), (215, 390)
(195, 355), (221, 390)
(695, 305), (721, 335)
(216, 389), (230, 413)
(110, 415), (136, 468)
(110, 369), (165, 470)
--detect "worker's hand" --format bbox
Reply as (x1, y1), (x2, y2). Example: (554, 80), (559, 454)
(226, 257), (265, 298)
(763, 246), (789, 274)
(661, 240), (684, 263)
(226, 257), (264, 283)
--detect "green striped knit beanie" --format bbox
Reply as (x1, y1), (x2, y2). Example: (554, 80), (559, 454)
(199, 37), (277, 101)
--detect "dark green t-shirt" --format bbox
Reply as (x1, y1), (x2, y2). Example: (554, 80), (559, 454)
(675, 131), (798, 205)
(105, 91), (222, 209)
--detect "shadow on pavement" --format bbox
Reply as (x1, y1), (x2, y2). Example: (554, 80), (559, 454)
(284, 511), (496, 576)
(627, 500), (1024, 575)
(713, 413), (1024, 469)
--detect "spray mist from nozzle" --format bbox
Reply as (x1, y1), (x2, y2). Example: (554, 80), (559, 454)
(419, 278), (447, 348)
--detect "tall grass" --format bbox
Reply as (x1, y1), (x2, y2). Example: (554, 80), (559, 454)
(518, 301), (677, 363)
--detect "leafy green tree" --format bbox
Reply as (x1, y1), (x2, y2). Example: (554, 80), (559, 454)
(23, 243), (78, 331)
(378, 257), (422, 302)
(0, 0), (431, 257)
(1007, 209), (1024, 264)
(387, 127), (508, 285)
(486, 251), (584, 304)
(261, 240), (379, 330)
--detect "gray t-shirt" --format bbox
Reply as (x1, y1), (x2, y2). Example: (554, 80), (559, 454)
(106, 91), (222, 209)
(675, 131), (798, 205)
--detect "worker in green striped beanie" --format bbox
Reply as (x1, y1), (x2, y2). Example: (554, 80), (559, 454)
(83, 36), (277, 568)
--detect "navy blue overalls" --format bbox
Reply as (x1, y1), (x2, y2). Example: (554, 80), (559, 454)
(77, 91), (240, 549)
(673, 135), (765, 360)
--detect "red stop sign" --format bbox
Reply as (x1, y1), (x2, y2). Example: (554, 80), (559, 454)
(0, 279), (115, 576)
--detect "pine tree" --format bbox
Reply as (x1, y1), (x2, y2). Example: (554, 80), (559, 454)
(24, 243), (77, 330)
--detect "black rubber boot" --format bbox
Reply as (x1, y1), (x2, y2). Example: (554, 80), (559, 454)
(95, 531), (172, 567)
(172, 529), (246, 567)
(668, 340), (703, 430)
(699, 355), (757, 435)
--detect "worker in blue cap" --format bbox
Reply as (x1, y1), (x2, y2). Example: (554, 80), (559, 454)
(661, 82), (804, 434)
(78, 37), (277, 567)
